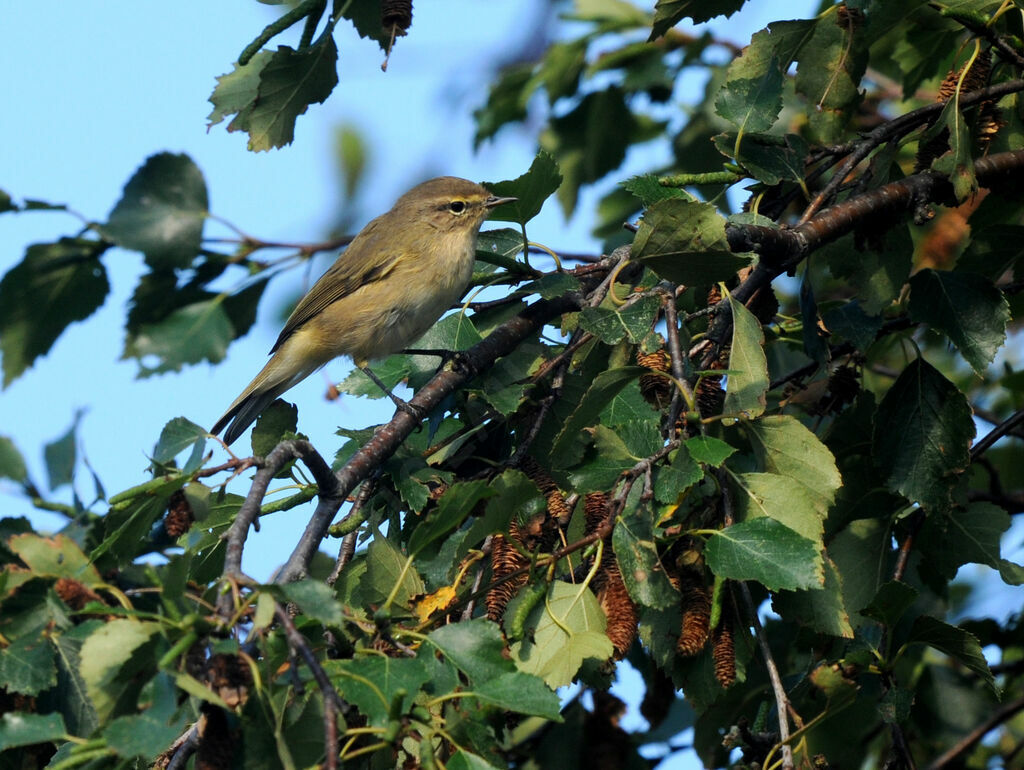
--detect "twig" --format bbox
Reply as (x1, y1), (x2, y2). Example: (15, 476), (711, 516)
(971, 407), (1024, 460)
(275, 603), (346, 770)
(165, 723), (200, 770)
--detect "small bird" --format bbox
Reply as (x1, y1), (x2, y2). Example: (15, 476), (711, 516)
(212, 176), (515, 444)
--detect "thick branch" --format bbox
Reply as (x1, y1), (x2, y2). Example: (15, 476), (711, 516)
(274, 262), (615, 583)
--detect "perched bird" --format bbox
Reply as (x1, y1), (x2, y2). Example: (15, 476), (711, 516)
(212, 176), (515, 444)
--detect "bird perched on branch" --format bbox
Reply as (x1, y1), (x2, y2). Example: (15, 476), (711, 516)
(212, 176), (515, 444)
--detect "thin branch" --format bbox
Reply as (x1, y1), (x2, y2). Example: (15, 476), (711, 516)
(923, 695), (1024, 769)
(971, 407), (1024, 460)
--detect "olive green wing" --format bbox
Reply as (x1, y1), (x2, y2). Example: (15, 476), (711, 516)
(270, 216), (401, 353)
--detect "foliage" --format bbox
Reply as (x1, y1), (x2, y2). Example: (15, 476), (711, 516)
(3, 1), (1024, 769)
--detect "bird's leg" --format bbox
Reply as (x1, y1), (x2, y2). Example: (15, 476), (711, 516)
(360, 366), (425, 419)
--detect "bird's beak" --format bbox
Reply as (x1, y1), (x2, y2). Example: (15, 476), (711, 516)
(485, 195), (517, 208)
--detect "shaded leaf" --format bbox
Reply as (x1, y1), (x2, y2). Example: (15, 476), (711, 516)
(685, 435), (735, 467)
(715, 133), (810, 186)
(613, 502), (678, 609)
(908, 615), (997, 695)
(0, 238), (109, 387)
(908, 268), (1009, 374)
(794, 14), (867, 142)
(0, 436), (27, 483)
(823, 228), (912, 315)
(727, 471), (824, 544)
(622, 173), (696, 206)
(7, 533), (101, 585)
(250, 400), (298, 457)
(632, 199), (753, 285)
(773, 556), (854, 638)
(650, 0), (746, 39)
(102, 153), (208, 270)
(44, 412), (80, 492)
(281, 579), (345, 626)
(483, 151), (562, 225)
(80, 620), (161, 722)
(327, 656), (429, 727)
(552, 367), (644, 466)
(873, 358), (974, 511)
(860, 581), (918, 628)
(428, 618), (514, 683)
(123, 298), (234, 377)
(0, 712), (67, 751)
(153, 417), (207, 474)
(917, 502), (1009, 579)
(208, 52), (273, 127)
(579, 295), (661, 345)
(0, 634), (57, 696)
(408, 480), (495, 556)
(723, 289), (768, 418)
(715, 60), (783, 137)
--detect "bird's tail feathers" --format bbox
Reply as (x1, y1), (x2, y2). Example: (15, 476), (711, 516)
(211, 347), (321, 445)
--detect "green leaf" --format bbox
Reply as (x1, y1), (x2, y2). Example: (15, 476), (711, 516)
(908, 269), (1009, 374)
(822, 300), (882, 352)
(715, 58), (784, 136)
(44, 412), (80, 492)
(773, 556), (853, 638)
(613, 502), (678, 609)
(727, 471), (825, 544)
(741, 415), (842, 513)
(552, 367), (645, 467)
(830, 519), (892, 629)
(685, 435), (735, 467)
(428, 618), (514, 683)
(80, 620), (162, 722)
(622, 173), (696, 206)
(208, 51), (273, 127)
(908, 615), (997, 695)
(153, 417), (207, 474)
(654, 444), (704, 504)
(50, 621), (101, 736)
(482, 151), (562, 225)
(917, 502), (1010, 579)
(0, 634), (56, 696)
(723, 289), (768, 418)
(873, 358), (974, 511)
(7, 533), (101, 585)
(509, 581), (613, 688)
(474, 671), (563, 720)
(0, 238), (109, 387)
(229, 38), (339, 152)
(327, 656), (429, 727)
(408, 480), (495, 556)
(823, 228), (912, 315)
(650, 0), (746, 38)
(280, 579), (345, 626)
(473, 64), (535, 146)
(931, 97), (977, 201)
(632, 199), (753, 285)
(0, 436), (27, 483)
(0, 712), (67, 751)
(705, 518), (823, 591)
(123, 298), (234, 377)
(860, 581), (918, 628)
(103, 712), (183, 760)
(250, 400), (298, 457)
(102, 153), (208, 270)
(715, 133), (810, 186)
(363, 531), (424, 610)
(794, 15), (867, 143)
(579, 295), (661, 345)
(448, 750), (504, 770)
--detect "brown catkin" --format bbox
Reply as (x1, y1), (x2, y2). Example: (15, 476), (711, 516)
(638, 349), (674, 409)
(597, 559), (639, 659)
(196, 706), (235, 770)
(519, 455), (572, 526)
(486, 523), (530, 622)
(712, 616), (737, 688)
(205, 653), (253, 709)
(676, 574), (712, 656)
(381, 0), (412, 35)
(54, 577), (102, 611)
(164, 489), (194, 538)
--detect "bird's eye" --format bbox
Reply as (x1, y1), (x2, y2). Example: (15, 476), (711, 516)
(448, 200), (466, 214)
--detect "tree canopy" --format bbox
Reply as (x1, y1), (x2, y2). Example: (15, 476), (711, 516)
(2, 1), (1024, 769)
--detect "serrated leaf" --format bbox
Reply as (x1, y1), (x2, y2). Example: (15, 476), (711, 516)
(715, 56), (784, 136)
(124, 299), (234, 377)
(208, 52), (273, 127)
(552, 367), (644, 467)
(0, 238), (109, 387)
(685, 435), (735, 467)
(327, 656), (429, 727)
(280, 579), (345, 626)
(860, 581), (918, 628)
(908, 269), (1009, 374)
(364, 531), (424, 610)
(705, 518), (823, 591)
(908, 615), (997, 695)
(80, 620), (162, 722)
(917, 502), (1009, 579)
(0, 634), (56, 696)
(0, 712), (67, 751)
(931, 97), (977, 201)
(428, 618), (514, 683)
(7, 533), (101, 585)
(613, 502), (678, 609)
(873, 358), (974, 511)
(102, 153), (208, 270)
(229, 38), (338, 152)
(654, 444), (703, 504)
(727, 471), (824, 543)
(579, 295), (661, 345)
(650, 0), (746, 39)
(741, 415), (842, 513)
(632, 199), (753, 285)
(822, 300), (882, 352)
(621, 174), (696, 206)
(509, 581), (613, 688)
(103, 712), (183, 761)
(153, 417), (207, 474)
(483, 151), (562, 224)
(723, 289), (768, 418)
(794, 15), (867, 143)
(715, 133), (810, 186)
(773, 556), (853, 637)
